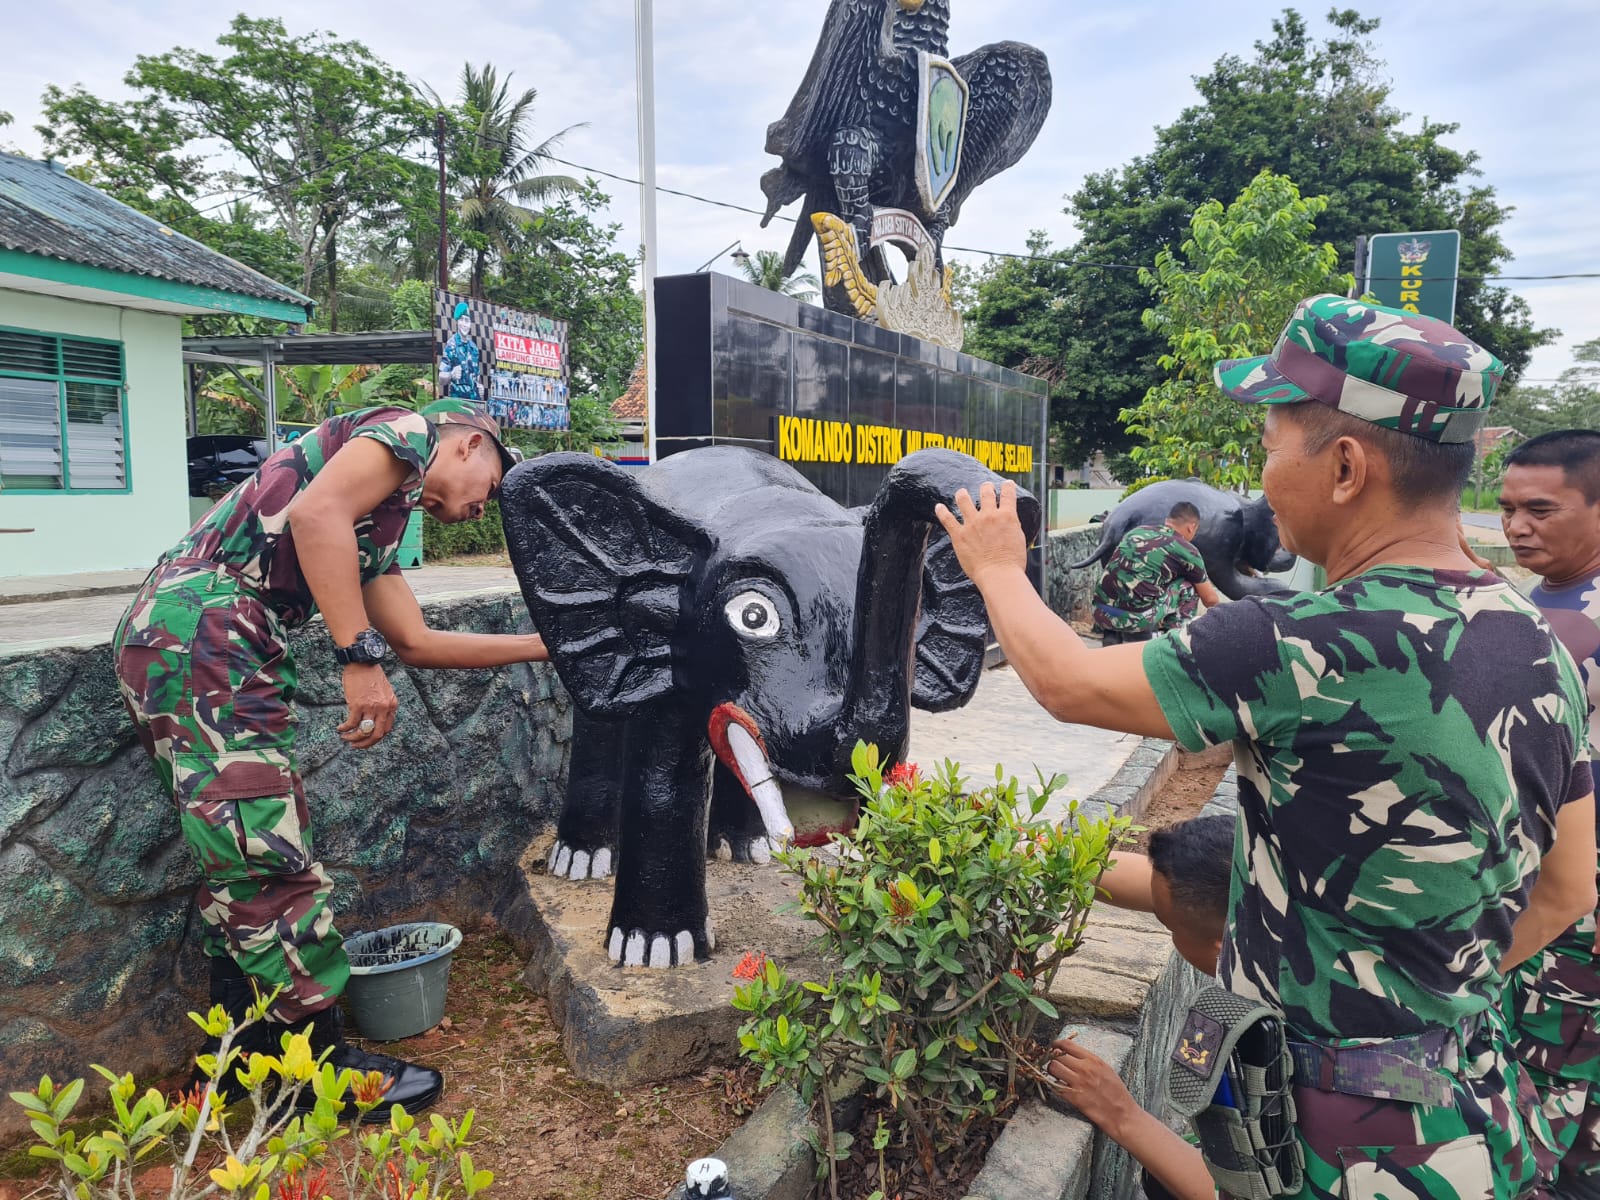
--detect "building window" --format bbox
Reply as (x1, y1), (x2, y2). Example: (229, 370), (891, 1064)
(0, 328), (128, 492)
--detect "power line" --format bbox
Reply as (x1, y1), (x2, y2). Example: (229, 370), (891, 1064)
(179, 125), (1600, 286)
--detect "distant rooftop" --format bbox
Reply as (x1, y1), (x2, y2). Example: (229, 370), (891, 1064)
(0, 153), (314, 322)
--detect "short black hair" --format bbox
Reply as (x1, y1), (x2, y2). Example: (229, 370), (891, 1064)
(1504, 429), (1600, 504)
(1167, 501), (1201, 524)
(1148, 813), (1234, 928)
(1283, 403), (1475, 507)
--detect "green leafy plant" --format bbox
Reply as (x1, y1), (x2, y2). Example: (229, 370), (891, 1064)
(1119, 170), (1352, 491)
(10, 996), (492, 1200)
(733, 745), (1125, 1189)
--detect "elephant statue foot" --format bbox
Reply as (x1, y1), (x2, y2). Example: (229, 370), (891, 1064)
(547, 841), (613, 881)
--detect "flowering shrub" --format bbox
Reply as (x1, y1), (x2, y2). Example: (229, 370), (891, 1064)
(732, 742), (1125, 1184)
(10, 994), (492, 1200)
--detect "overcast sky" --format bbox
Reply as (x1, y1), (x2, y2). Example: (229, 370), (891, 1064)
(5, 0), (1596, 381)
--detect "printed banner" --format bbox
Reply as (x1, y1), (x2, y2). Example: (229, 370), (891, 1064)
(433, 289), (571, 431)
(1364, 231), (1461, 324)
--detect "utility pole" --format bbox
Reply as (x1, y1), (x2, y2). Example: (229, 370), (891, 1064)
(435, 110), (449, 292)
(635, 0), (660, 464)
(1351, 235), (1369, 299)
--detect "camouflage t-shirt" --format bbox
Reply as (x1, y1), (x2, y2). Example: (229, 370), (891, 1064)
(1144, 566), (1591, 1041)
(1092, 525), (1208, 633)
(1524, 567), (1600, 972)
(162, 408), (434, 628)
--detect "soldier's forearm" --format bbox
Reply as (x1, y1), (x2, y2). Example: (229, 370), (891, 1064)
(393, 629), (547, 669)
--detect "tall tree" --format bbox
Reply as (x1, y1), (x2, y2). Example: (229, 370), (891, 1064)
(1123, 170), (1351, 489)
(490, 181), (643, 399)
(42, 17), (429, 329)
(968, 7), (1554, 463)
(430, 64), (582, 297)
(738, 249), (821, 303)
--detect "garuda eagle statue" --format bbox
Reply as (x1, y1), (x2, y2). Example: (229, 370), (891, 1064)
(760, 0), (1051, 309)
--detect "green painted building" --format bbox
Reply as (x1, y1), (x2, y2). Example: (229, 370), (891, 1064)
(0, 153), (313, 578)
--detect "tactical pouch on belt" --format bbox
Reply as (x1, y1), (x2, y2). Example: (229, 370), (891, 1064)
(1165, 985), (1304, 1200)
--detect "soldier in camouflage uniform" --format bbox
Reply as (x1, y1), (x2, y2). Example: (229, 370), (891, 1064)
(938, 294), (1597, 1200)
(113, 400), (546, 1115)
(1092, 500), (1222, 644)
(1492, 430), (1600, 1198)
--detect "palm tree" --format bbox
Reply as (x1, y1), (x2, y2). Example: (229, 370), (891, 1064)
(740, 250), (821, 304)
(428, 64), (584, 297)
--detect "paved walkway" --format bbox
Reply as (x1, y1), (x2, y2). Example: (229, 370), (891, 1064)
(0, 565), (523, 649)
(908, 665), (1139, 816)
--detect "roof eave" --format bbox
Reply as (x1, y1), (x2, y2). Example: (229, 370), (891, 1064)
(0, 247), (314, 324)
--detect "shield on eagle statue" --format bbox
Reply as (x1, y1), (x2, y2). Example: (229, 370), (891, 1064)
(915, 52), (970, 217)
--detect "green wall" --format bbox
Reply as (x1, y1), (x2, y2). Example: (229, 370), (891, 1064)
(0, 291), (190, 577)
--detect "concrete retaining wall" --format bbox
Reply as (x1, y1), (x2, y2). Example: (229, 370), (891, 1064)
(1047, 525), (1104, 626)
(0, 589), (570, 1142)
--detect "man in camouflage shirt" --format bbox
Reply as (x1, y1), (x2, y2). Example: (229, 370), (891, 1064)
(938, 294), (1597, 1200)
(1092, 500), (1222, 644)
(1493, 430), (1600, 1199)
(113, 400), (546, 1115)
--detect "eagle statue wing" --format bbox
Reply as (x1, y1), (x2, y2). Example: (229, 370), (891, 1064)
(945, 41), (1052, 226)
(761, 0), (883, 274)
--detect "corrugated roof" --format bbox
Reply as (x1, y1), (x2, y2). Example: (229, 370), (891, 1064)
(0, 153), (313, 313)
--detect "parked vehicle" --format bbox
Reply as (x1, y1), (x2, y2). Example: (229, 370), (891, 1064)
(186, 435), (267, 499)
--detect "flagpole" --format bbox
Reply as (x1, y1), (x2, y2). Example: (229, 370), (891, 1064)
(635, 0), (660, 464)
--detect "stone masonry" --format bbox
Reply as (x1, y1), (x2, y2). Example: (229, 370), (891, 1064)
(0, 589), (571, 1142)
(1047, 525), (1103, 626)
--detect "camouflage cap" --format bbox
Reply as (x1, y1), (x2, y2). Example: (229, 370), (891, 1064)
(421, 399), (520, 474)
(1213, 293), (1504, 444)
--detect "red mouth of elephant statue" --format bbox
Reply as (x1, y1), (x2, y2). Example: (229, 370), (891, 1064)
(708, 703), (860, 852)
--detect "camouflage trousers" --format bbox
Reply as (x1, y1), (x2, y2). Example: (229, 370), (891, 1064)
(1510, 950), (1600, 1199)
(1270, 1017), (1544, 1200)
(112, 559), (347, 1022)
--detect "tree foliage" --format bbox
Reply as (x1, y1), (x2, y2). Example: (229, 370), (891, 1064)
(1122, 170), (1350, 490)
(739, 249), (821, 303)
(967, 7), (1554, 468)
(1492, 337), (1600, 437)
(428, 64), (582, 298)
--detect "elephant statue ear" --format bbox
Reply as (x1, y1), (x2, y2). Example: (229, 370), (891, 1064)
(912, 529), (990, 713)
(500, 454), (704, 719)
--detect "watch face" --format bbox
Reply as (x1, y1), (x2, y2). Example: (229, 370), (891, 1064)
(356, 630), (388, 660)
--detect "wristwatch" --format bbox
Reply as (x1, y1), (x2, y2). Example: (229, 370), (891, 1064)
(333, 628), (389, 665)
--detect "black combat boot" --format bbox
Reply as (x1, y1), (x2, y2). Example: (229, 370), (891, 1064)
(187, 956), (274, 1101)
(297, 1004), (444, 1121)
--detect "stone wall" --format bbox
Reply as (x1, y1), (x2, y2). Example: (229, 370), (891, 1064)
(1047, 525), (1105, 626)
(0, 589), (570, 1142)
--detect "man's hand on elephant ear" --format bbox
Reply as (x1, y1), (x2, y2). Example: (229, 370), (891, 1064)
(935, 482), (1029, 589)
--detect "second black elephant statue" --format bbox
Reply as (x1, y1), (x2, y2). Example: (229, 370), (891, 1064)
(1071, 479), (1297, 600)
(501, 447), (1039, 968)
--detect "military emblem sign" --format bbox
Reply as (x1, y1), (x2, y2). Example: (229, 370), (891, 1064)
(915, 53), (970, 217)
(1363, 229), (1462, 323)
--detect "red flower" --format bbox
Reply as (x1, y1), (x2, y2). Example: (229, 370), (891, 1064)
(1011, 968), (1026, 979)
(886, 762), (921, 788)
(732, 952), (767, 981)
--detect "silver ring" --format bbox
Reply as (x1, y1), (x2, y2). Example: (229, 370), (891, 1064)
(359, 718), (376, 734)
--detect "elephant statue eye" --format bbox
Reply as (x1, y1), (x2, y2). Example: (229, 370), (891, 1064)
(725, 591), (782, 640)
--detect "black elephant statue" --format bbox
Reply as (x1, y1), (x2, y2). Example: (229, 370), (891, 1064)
(1071, 479), (1297, 600)
(500, 447), (1039, 967)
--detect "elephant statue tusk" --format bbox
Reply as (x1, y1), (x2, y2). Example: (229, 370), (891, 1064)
(709, 703), (795, 847)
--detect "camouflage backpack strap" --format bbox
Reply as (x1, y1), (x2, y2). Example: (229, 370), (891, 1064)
(1166, 985), (1304, 1200)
